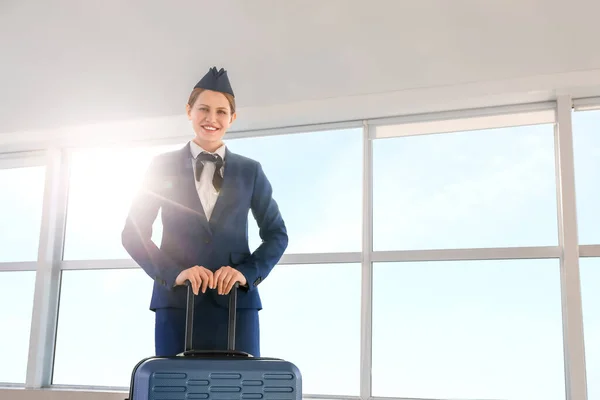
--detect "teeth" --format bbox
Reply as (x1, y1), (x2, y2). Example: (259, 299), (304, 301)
(203, 126), (217, 131)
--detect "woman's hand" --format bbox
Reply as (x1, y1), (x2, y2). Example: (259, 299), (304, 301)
(175, 265), (214, 295)
(214, 266), (247, 295)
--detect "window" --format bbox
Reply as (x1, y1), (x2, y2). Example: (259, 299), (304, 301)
(63, 144), (180, 260)
(52, 269), (155, 386)
(0, 166), (46, 262)
(580, 258), (600, 400)
(227, 128), (363, 253)
(372, 122), (558, 251)
(572, 108), (600, 399)
(372, 259), (565, 400)
(51, 264), (361, 394)
(0, 271), (36, 384)
(572, 109), (600, 245)
(64, 129), (363, 259)
(258, 263), (361, 396)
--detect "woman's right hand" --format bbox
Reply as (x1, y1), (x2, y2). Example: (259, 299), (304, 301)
(175, 266), (214, 295)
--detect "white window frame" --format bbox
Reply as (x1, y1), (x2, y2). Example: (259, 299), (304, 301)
(0, 150), (48, 273)
(573, 96), (600, 112)
(572, 95), (600, 260)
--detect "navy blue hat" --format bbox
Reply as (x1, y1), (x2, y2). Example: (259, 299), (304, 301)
(194, 67), (234, 97)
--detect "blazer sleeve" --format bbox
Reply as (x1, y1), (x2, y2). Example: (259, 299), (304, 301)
(121, 157), (185, 290)
(236, 162), (288, 290)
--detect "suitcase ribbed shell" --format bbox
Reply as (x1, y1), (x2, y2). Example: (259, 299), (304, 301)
(130, 357), (302, 400)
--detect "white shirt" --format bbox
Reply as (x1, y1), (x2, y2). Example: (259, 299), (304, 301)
(189, 141), (226, 221)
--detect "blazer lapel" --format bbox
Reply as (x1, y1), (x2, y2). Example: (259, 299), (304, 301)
(177, 143), (212, 234)
(209, 148), (237, 228)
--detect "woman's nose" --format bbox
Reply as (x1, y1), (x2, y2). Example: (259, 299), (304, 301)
(204, 112), (216, 122)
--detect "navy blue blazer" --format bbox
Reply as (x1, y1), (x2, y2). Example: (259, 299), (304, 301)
(121, 142), (288, 311)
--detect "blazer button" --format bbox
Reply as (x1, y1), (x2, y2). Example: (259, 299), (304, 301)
(204, 239), (210, 244)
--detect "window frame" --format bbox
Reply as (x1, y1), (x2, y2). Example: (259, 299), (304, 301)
(0, 150), (46, 169)
(0, 150), (47, 273)
(370, 258), (567, 399)
(572, 103), (600, 251)
(0, 269), (37, 385)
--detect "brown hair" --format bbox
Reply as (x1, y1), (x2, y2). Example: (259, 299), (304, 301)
(187, 88), (236, 114)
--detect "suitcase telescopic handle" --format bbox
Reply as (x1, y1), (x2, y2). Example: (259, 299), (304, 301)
(183, 280), (251, 358)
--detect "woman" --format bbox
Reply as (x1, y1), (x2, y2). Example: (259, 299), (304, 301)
(121, 67), (288, 358)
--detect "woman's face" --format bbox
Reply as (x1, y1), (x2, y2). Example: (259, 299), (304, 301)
(187, 89), (236, 147)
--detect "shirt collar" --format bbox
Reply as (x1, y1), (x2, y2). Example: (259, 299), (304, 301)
(189, 140), (226, 160)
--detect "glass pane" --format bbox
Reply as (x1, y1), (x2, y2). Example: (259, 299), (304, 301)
(0, 166), (46, 262)
(259, 263), (361, 395)
(573, 109), (600, 244)
(372, 123), (558, 250)
(580, 258), (600, 400)
(52, 269), (155, 386)
(227, 128), (362, 253)
(0, 271), (36, 384)
(372, 259), (565, 400)
(52, 264), (361, 394)
(63, 144), (179, 260)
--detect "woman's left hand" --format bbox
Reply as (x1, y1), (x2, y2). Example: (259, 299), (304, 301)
(213, 266), (247, 295)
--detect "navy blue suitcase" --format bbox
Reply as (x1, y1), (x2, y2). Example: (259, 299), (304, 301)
(126, 282), (302, 400)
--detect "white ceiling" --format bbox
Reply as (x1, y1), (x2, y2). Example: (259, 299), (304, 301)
(2, 0), (600, 135)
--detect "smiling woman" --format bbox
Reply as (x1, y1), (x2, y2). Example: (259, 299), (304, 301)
(119, 66), (288, 359)
(185, 67), (237, 154)
(187, 89), (236, 146)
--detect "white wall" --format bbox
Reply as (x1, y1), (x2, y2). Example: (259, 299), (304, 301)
(2, 0), (600, 140)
